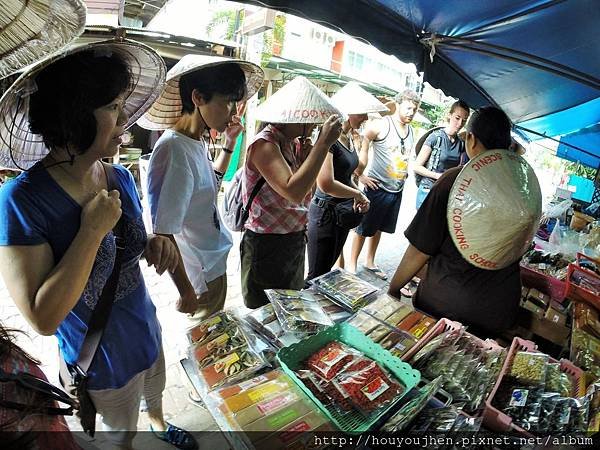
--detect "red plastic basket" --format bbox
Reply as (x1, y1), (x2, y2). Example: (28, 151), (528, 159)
(565, 253), (600, 310)
(483, 337), (585, 435)
(520, 264), (567, 303)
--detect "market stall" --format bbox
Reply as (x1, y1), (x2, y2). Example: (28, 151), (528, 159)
(180, 268), (600, 448)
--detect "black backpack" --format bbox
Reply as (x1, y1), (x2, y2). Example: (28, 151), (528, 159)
(414, 127), (444, 186)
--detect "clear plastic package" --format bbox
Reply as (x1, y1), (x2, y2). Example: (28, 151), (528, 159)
(306, 341), (359, 380)
(199, 347), (266, 390)
(509, 352), (549, 386)
(191, 325), (247, 368)
(188, 311), (235, 344)
(545, 363), (573, 397)
(310, 268), (379, 311)
(266, 289), (333, 334)
(348, 311), (381, 335)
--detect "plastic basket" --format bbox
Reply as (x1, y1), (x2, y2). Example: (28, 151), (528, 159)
(520, 264), (567, 303)
(483, 337), (585, 436)
(565, 253), (600, 310)
(276, 322), (420, 434)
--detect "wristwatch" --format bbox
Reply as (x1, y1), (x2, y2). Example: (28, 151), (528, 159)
(221, 147), (233, 154)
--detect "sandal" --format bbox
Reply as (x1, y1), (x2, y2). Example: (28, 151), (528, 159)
(364, 266), (388, 280)
(151, 422), (198, 450)
(400, 279), (419, 298)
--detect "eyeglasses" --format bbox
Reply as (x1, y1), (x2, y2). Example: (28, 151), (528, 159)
(0, 369), (76, 416)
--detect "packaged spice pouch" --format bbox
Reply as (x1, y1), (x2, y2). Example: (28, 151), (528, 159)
(550, 397), (572, 434)
(367, 323), (395, 343)
(266, 289), (334, 334)
(587, 382), (600, 432)
(295, 369), (332, 406)
(188, 312), (235, 344)
(509, 352), (549, 386)
(417, 406), (460, 432)
(335, 358), (404, 415)
(570, 329), (600, 378)
(538, 392), (560, 434)
(408, 316), (436, 339)
(465, 365), (493, 412)
(396, 311), (425, 331)
(387, 333), (418, 359)
(384, 306), (414, 327)
(545, 363), (573, 397)
(442, 349), (467, 380)
(422, 345), (459, 380)
(348, 311), (381, 335)
(191, 325), (248, 369)
(361, 294), (408, 321)
(381, 376), (444, 432)
(310, 269), (379, 311)
(323, 378), (354, 412)
(451, 414), (483, 433)
(306, 341), (360, 380)
(567, 396), (590, 433)
(514, 387), (544, 432)
(200, 347), (266, 390)
(410, 328), (464, 366)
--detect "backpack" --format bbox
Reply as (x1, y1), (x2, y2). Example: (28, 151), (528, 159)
(221, 168), (266, 232)
(414, 127), (444, 187)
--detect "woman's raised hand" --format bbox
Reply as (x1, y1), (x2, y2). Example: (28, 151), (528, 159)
(317, 115), (343, 148)
(81, 189), (122, 239)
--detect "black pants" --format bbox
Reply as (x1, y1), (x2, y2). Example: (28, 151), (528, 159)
(306, 201), (351, 280)
(241, 229), (306, 309)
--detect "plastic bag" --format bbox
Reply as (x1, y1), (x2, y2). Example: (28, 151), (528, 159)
(310, 268), (379, 311)
(191, 325), (248, 368)
(548, 224), (582, 259)
(266, 289), (333, 334)
(199, 347), (267, 390)
(188, 311), (236, 344)
(545, 363), (573, 397)
(544, 199), (572, 221)
(306, 341), (360, 380)
(335, 358), (404, 415)
(509, 352), (549, 386)
(538, 393), (559, 433)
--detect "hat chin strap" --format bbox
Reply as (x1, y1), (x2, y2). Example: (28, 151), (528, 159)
(196, 106), (211, 137)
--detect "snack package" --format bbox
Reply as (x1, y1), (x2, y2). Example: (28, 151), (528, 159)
(384, 306), (414, 327)
(200, 348), (266, 390)
(367, 323), (395, 343)
(335, 358), (404, 415)
(570, 328), (600, 380)
(188, 312), (235, 344)
(316, 293), (353, 323)
(538, 393), (560, 434)
(410, 328), (464, 366)
(243, 304), (280, 339)
(306, 341), (359, 380)
(396, 311), (426, 331)
(323, 378), (354, 412)
(509, 352), (549, 386)
(568, 396), (590, 433)
(379, 331), (418, 359)
(361, 294), (409, 321)
(266, 289), (334, 334)
(550, 397), (572, 434)
(408, 316), (436, 339)
(310, 269), (379, 311)
(253, 409), (332, 449)
(513, 387), (544, 432)
(295, 369), (331, 406)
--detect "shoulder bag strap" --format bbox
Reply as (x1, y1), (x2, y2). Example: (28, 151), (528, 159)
(71, 164), (126, 375)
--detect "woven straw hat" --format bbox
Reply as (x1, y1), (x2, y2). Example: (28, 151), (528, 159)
(137, 54), (264, 130)
(255, 76), (342, 124)
(330, 82), (389, 116)
(447, 149), (542, 270)
(0, 39), (166, 170)
(0, 0), (87, 79)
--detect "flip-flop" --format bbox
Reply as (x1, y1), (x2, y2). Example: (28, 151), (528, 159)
(364, 266), (388, 280)
(400, 280), (419, 298)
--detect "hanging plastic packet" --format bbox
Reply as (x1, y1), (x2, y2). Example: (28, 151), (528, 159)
(423, 345), (459, 380)
(514, 387), (544, 432)
(568, 396), (590, 433)
(410, 328), (464, 366)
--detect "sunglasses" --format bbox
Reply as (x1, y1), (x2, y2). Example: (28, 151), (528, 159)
(0, 369), (76, 416)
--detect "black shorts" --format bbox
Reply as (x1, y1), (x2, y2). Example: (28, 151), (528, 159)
(355, 188), (403, 237)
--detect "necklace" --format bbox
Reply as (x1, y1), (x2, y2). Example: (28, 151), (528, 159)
(390, 117), (411, 153)
(47, 155), (104, 201)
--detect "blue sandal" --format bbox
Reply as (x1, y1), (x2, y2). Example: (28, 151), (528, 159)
(151, 422), (198, 450)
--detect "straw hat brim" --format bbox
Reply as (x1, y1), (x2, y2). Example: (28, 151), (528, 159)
(447, 149), (542, 270)
(330, 82), (389, 116)
(0, 0), (87, 79)
(0, 39), (166, 170)
(137, 56), (264, 130)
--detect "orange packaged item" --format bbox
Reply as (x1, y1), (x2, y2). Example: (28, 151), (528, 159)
(216, 370), (282, 400)
(192, 328), (247, 368)
(188, 312), (233, 344)
(408, 317), (436, 339)
(306, 341), (359, 380)
(396, 311), (425, 331)
(223, 375), (295, 413)
(200, 349), (262, 390)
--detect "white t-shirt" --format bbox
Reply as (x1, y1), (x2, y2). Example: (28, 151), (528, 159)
(147, 129), (233, 294)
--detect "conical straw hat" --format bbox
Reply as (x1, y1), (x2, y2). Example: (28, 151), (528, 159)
(137, 54), (264, 130)
(255, 76), (342, 124)
(330, 81), (389, 115)
(0, 39), (166, 170)
(0, 0), (86, 79)
(447, 149), (542, 270)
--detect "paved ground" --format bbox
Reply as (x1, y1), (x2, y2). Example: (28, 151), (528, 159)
(0, 175), (420, 449)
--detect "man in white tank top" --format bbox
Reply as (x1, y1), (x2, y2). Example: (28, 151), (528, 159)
(348, 90), (420, 279)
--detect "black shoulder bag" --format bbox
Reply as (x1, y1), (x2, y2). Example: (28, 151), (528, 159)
(59, 164), (125, 437)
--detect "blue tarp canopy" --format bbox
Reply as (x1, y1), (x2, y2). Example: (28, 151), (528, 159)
(238, 0), (600, 153)
(557, 124), (600, 169)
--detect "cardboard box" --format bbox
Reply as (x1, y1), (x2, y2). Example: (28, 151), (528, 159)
(520, 298), (544, 318)
(530, 315), (570, 344)
(544, 302), (567, 326)
(527, 288), (550, 308)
